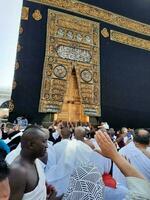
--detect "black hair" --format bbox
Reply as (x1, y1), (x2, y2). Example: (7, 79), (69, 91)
(0, 159), (10, 181)
(133, 129), (150, 145)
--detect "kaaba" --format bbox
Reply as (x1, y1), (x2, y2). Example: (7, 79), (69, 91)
(9, 0), (150, 128)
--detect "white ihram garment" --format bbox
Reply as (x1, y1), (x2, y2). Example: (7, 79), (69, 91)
(113, 141), (150, 186)
(22, 159), (47, 200)
(126, 177), (150, 200)
(5, 143), (21, 164)
(45, 139), (112, 196)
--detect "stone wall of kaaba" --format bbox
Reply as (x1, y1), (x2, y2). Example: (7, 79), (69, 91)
(9, 0), (150, 127)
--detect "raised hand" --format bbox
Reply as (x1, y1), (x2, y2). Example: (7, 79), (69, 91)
(95, 130), (117, 159)
(95, 130), (144, 179)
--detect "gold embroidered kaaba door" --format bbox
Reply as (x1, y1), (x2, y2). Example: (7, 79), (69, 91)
(39, 9), (100, 121)
(54, 68), (89, 122)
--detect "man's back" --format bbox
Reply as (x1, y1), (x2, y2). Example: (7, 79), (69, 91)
(46, 139), (111, 195)
(53, 139), (70, 163)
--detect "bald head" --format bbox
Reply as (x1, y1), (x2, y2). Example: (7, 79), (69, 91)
(61, 127), (70, 139)
(21, 125), (48, 158)
(134, 129), (150, 145)
(74, 126), (85, 140)
(21, 126), (44, 146)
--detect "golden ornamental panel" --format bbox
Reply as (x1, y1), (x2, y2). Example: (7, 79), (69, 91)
(110, 30), (150, 51)
(21, 6), (29, 20)
(39, 9), (100, 116)
(28, 0), (150, 36)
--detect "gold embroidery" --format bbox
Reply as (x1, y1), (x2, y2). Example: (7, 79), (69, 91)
(110, 30), (150, 51)
(9, 100), (14, 113)
(17, 44), (21, 52)
(15, 61), (20, 70)
(19, 27), (24, 34)
(27, 0), (150, 36)
(12, 80), (17, 90)
(101, 28), (109, 38)
(32, 10), (42, 21)
(21, 6), (29, 20)
(39, 9), (100, 116)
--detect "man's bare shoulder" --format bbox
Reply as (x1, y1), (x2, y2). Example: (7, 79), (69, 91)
(9, 157), (27, 183)
(9, 157), (27, 200)
(10, 163), (26, 176)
